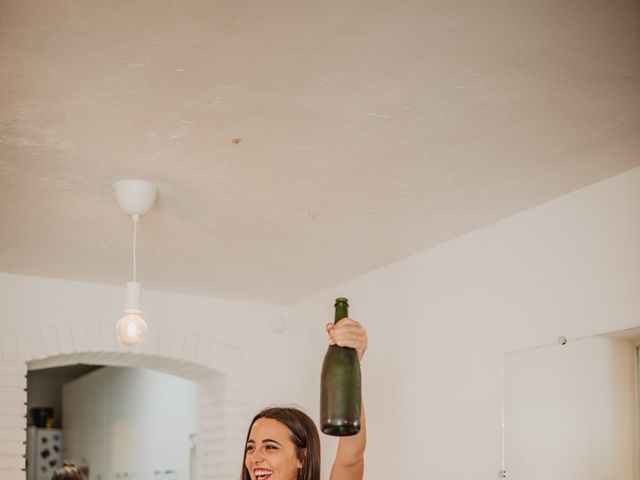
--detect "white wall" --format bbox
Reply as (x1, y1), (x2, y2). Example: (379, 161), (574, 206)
(283, 167), (640, 479)
(63, 367), (197, 480)
(0, 273), (291, 411)
(0, 274), (291, 479)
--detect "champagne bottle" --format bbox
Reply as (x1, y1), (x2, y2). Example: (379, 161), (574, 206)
(320, 297), (361, 436)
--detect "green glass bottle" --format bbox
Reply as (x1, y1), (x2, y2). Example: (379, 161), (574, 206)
(320, 297), (361, 436)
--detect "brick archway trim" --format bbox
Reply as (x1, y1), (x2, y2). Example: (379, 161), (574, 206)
(0, 322), (247, 480)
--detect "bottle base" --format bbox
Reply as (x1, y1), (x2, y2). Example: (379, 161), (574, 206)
(321, 424), (360, 437)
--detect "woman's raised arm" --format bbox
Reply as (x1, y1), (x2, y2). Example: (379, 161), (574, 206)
(326, 318), (367, 480)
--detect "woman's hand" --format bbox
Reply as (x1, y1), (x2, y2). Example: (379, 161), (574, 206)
(326, 317), (368, 361)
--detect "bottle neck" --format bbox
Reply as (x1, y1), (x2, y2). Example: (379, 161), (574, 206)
(334, 302), (349, 323)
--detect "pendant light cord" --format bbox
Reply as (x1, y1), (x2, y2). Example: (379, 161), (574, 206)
(132, 215), (139, 282)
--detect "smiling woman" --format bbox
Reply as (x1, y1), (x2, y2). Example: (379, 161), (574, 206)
(244, 409), (320, 480)
(240, 318), (367, 480)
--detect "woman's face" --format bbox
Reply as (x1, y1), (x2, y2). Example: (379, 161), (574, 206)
(245, 418), (302, 480)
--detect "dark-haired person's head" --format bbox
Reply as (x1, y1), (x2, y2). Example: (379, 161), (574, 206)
(241, 407), (321, 480)
(51, 461), (85, 480)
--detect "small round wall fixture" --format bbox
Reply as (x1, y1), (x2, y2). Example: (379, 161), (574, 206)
(113, 180), (158, 346)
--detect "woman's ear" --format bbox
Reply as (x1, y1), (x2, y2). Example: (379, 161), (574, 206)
(297, 448), (307, 469)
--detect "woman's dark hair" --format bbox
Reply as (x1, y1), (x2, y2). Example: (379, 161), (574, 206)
(51, 461), (85, 480)
(240, 406), (321, 480)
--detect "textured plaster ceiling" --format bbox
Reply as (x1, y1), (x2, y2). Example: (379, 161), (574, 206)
(1, 0), (639, 303)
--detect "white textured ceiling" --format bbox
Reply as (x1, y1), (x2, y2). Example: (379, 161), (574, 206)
(1, 0), (639, 303)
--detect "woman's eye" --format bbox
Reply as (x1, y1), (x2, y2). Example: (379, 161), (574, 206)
(246, 445), (254, 452)
(265, 444), (278, 450)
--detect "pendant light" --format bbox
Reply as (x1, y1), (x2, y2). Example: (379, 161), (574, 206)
(114, 180), (157, 346)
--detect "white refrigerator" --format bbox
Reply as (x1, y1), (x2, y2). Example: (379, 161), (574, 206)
(26, 427), (62, 480)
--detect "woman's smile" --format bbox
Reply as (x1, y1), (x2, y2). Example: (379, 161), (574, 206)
(254, 468), (273, 480)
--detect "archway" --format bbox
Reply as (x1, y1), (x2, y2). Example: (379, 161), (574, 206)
(0, 323), (248, 480)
